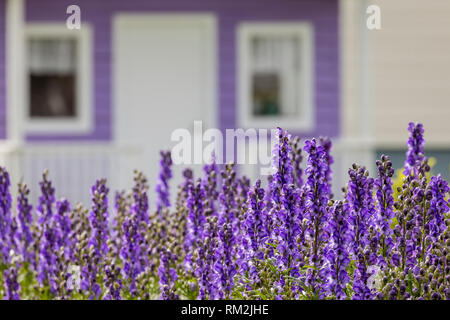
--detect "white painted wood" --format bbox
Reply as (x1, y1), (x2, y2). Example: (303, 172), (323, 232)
(6, 0), (25, 143)
(21, 23), (93, 134)
(0, 142), (140, 207)
(114, 14), (217, 205)
(337, 0), (375, 189)
(5, 0), (25, 198)
(237, 22), (314, 131)
(369, 0), (450, 147)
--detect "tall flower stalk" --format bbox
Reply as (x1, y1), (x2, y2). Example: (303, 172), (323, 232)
(0, 167), (13, 264)
(374, 155), (395, 266)
(303, 138), (332, 296)
(156, 150), (173, 216)
(15, 182), (35, 266)
(326, 200), (350, 299)
(346, 164), (375, 299)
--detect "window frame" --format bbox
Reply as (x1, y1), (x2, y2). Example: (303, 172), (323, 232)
(237, 22), (315, 131)
(23, 23), (93, 134)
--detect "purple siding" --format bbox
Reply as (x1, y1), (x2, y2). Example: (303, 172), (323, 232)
(25, 0), (339, 141)
(0, 0), (5, 140)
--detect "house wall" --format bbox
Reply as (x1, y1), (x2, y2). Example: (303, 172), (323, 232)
(23, 0), (339, 141)
(370, 0), (450, 148)
(0, 0), (5, 140)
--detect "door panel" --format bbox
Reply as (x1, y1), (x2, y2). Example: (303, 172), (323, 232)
(115, 15), (216, 205)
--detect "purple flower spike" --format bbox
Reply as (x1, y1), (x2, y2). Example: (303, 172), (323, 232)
(273, 184), (302, 284)
(156, 150), (173, 216)
(346, 164), (376, 299)
(375, 155), (395, 263)
(289, 136), (304, 188)
(158, 246), (179, 300)
(15, 182), (35, 266)
(240, 180), (267, 283)
(325, 200), (350, 299)
(303, 138), (332, 295)
(54, 199), (72, 259)
(3, 266), (21, 300)
(215, 222), (237, 299)
(404, 122), (426, 177)
(427, 175), (449, 242)
(37, 170), (55, 225)
(196, 216), (219, 299)
(184, 180), (206, 271)
(89, 179), (109, 261)
(0, 167), (13, 264)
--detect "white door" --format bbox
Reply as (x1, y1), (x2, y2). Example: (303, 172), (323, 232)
(114, 14), (217, 205)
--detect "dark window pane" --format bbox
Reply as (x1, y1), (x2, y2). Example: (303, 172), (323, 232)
(29, 74), (76, 118)
(249, 35), (301, 118)
(252, 72), (280, 116)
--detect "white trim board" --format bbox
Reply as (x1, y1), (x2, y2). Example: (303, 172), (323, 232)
(237, 22), (315, 131)
(21, 23), (93, 134)
(6, 0), (25, 142)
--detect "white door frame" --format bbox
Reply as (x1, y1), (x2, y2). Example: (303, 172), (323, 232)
(6, 0), (25, 144)
(112, 13), (218, 143)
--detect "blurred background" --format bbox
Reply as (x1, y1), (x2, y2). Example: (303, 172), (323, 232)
(0, 0), (449, 205)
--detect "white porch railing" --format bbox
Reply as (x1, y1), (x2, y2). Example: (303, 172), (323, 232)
(0, 138), (376, 207)
(0, 142), (142, 208)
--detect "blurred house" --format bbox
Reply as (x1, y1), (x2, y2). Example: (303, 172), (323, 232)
(0, 0), (448, 205)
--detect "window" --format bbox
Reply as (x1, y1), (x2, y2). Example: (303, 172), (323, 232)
(238, 22), (314, 130)
(24, 24), (92, 133)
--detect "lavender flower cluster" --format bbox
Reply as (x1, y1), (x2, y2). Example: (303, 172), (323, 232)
(0, 124), (448, 300)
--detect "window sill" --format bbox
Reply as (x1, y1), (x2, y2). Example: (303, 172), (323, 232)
(24, 117), (93, 135)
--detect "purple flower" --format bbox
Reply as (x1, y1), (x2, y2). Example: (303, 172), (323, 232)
(132, 171), (150, 225)
(289, 136), (304, 188)
(303, 138), (332, 295)
(54, 199), (72, 259)
(184, 180), (206, 271)
(196, 216), (219, 299)
(3, 266), (20, 300)
(273, 184), (302, 287)
(120, 211), (142, 297)
(156, 150), (173, 215)
(37, 219), (59, 294)
(270, 128), (294, 202)
(346, 164), (375, 299)
(104, 261), (122, 300)
(239, 180), (267, 283)
(89, 179), (109, 262)
(319, 137), (334, 193)
(325, 200), (350, 299)
(201, 155), (219, 215)
(267, 128), (294, 258)
(404, 122), (426, 177)
(37, 170), (55, 225)
(15, 182), (35, 266)
(215, 222), (237, 299)
(214, 164), (239, 299)
(374, 155), (395, 264)
(0, 167), (13, 264)
(158, 246), (179, 300)
(427, 175), (449, 241)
